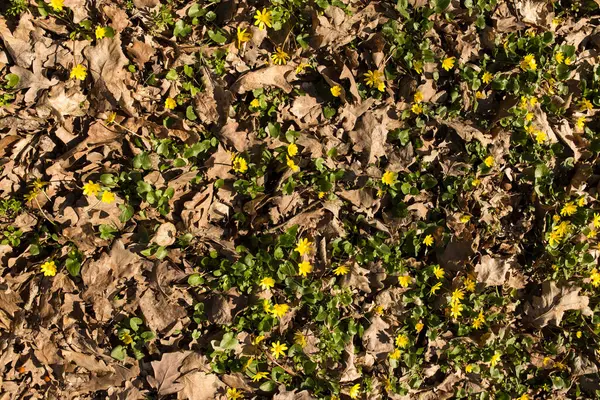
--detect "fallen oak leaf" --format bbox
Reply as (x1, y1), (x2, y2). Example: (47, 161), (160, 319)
(147, 351), (192, 396)
(524, 281), (592, 328)
(231, 65), (294, 94)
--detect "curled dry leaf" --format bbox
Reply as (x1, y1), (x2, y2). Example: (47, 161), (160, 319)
(524, 281), (592, 328)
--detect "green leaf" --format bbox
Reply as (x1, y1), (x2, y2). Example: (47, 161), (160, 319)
(5, 73), (19, 88)
(188, 273), (204, 286)
(219, 332), (239, 350)
(65, 258), (81, 277)
(129, 317), (143, 331)
(186, 105), (197, 121)
(165, 69), (178, 81)
(119, 204), (134, 223)
(133, 152), (152, 170)
(154, 246), (168, 260)
(111, 345), (127, 361)
(435, 0), (451, 12)
(208, 30), (227, 45)
(259, 381), (276, 392)
(188, 3), (203, 17)
(173, 20), (192, 38)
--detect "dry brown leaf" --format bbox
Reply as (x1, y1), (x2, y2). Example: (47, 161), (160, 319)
(231, 65), (294, 94)
(148, 352), (191, 396)
(10, 64), (58, 104)
(524, 281), (592, 328)
(127, 38), (155, 67)
(361, 316), (394, 360)
(348, 109), (389, 164)
(177, 372), (226, 400)
(154, 222), (177, 247)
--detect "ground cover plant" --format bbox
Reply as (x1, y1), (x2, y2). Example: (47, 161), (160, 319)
(1, 0), (600, 398)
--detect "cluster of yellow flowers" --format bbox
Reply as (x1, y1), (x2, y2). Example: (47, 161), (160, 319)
(82, 181), (115, 204)
(520, 54), (537, 72)
(263, 299), (289, 318)
(449, 288), (464, 319)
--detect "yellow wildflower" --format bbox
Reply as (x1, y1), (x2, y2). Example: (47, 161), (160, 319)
(333, 265), (349, 276)
(593, 213), (600, 228)
(580, 99), (593, 111)
(40, 261), (57, 277)
(271, 341), (288, 359)
(95, 26), (106, 40)
(525, 112), (534, 122)
(482, 71), (493, 84)
(413, 91), (424, 103)
(472, 178), (481, 187)
(271, 47), (290, 65)
(70, 64), (87, 80)
(295, 63), (310, 74)
(101, 191), (115, 204)
(398, 275), (411, 288)
(411, 103), (423, 114)
(465, 364), (474, 373)
(413, 60), (423, 74)
(475, 91), (486, 99)
(464, 277), (476, 292)
(259, 277), (275, 290)
(460, 214), (471, 223)
(250, 98), (260, 108)
(430, 282), (442, 295)
(484, 156), (495, 168)
(564, 57), (572, 65)
(450, 288), (464, 305)
(295, 238), (313, 256)
(226, 388), (243, 400)
(349, 384), (360, 399)
(286, 156), (299, 172)
(555, 52), (564, 64)
(50, 0), (64, 11)
(432, 265), (444, 279)
(396, 334), (409, 348)
(441, 57), (455, 71)
(415, 322), (424, 333)
(164, 97), (177, 110)
(364, 70), (385, 92)
(232, 156), (248, 173)
(253, 335), (265, 345)
(252, 372), (268, 382)
(548, 231), (562, 247)
(254, 9), (272, 30)
(450, 302), (463, 318)
(490, 351), (501, 367)
(520, 54), (537, 71)
(330, 85), (342, 97)
(271, 303), (289, 318)
(389, 349), (401, 360)
(560, 202), (577, 216)
(294, 331), (307, 347)
(381, 171), (397, 186)
(423, 234), (434, 247)
(237, 27), (251, 47)
(82, 181), (101, 196)
(590, 268), (600, 287)
(534, 129), (547, 144)
(576, 116), (586, 130)
(287, 143), (298, 157)
(298, 261), (313, 277)
(262, 299), (272, 313)
(472, 310), (485, 329)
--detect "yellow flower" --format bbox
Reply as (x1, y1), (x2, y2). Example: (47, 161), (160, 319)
(543, 356), (552, 366)
(415, 322), (424, 333)
(423, 234), (434, 247)
(450, 302), (463, 319)
(381, 171), (397, 186)
(482, 71), (493, 84)
(70, 64), (87, 80)
(295, 238), (313, 256)
(580, 98), (593, 111)
(237, 27), (252, 47)
(271, 303), (289, 318)
(450, 288), (464, 305)
(349, 384), (360, 399)
(164, 97), (177, 110)
(590, 268), (600, 287)
(40, 261), (57, 277)
(101, 191), (115, 204)
(560, 202), (577, 216)
(398, 275), (411, 288)
(271, 47), (290, 65)
(484, 156), (494, 168)
(411, 103), (423, 114)
(120, 331), (133, 344)
(430, 282), (442, 295)
(472, 310), (485, 329)
(555, 52), (564, 64)
(524, 112), (534, 122)
(389, 348), (401, 360)
(286, 156), (299, 172)
(564, 57), (572, 65)
(333, 265), (349, 276)
(253, 335), (265, 345)
(259, 277), (275, 289)
(519, 394), (530, 400)
(520, 54), (537, 71)
(395, 334), (409, 348)
(287, 143), (298, 157)
(82, 181), (101, 196)
(95, 26), (106, 40)
(254, 9), (272, 30)
(232, 156), (248, 173)
(295, 63), (310, 74)
(50, 0), (64, 11)
(534, 130), (547, 144)
(413, 60), (423, 74)
(490, 351), (501, 367)
(226, 388), (243, 399)
(475, 91), (486, 99)
(331, 85), (342, 97)
(363, 70), (385, 92)
(460, 214), (471, 223)
(552, 17), (562, 26)
(298, 261), (313, 277)
(441, 57), (455, 71)
(252, 371), (269, 382)
(576, 116), (586, 130)
(374, 305), (384, 315)
(413, 91), (424, 103)
(271, 341), (288, 359)
(294, 331), (307, 347)
(432, 265), (444, 279)
(576, 331), (582, 339)
(465, 364), (474, 373)
(554, 220), (571, 236)
(106, 112), (117, 124)
(548, 231), (561, 247)
(318, 191), (326, 199)
(587, 229), (597, 239)
(464, 277), (476, 292)
(263, 299), (272, 313)
(593, 213), (600, 228)
(472, 178), (481, 187)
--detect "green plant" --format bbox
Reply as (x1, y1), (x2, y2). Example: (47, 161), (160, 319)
(111, 317), (155, 360)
